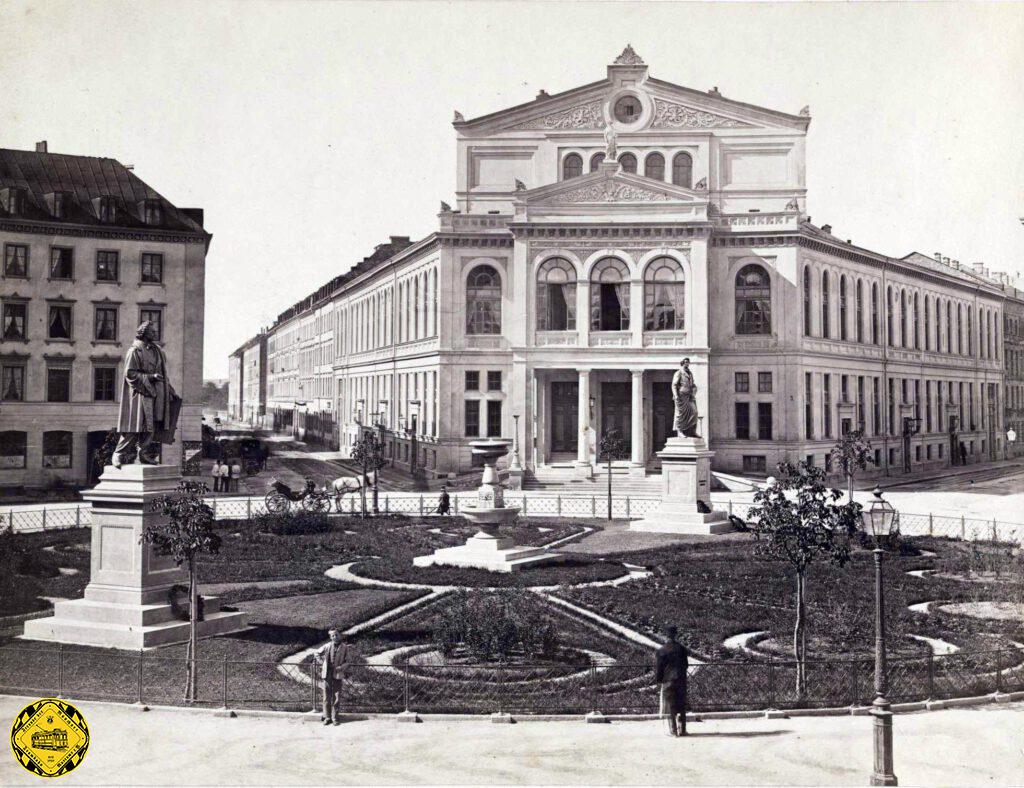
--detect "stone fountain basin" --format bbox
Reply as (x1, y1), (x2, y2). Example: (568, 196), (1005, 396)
(459, 505), (521, 528)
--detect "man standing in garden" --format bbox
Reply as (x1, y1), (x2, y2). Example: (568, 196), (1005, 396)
(654, 625), (689, 736)
(315, 628), (351, 725)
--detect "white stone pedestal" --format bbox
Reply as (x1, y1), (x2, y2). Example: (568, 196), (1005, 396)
(413, 531), (558, 573)
(23, 464), (247, 650)
(630, 436), (733, 535)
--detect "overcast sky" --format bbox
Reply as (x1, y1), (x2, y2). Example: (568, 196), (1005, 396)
(3, 1), (1023, 379)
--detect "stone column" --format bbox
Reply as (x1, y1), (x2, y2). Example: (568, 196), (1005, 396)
(576, 368), (592, 474)
(630, 369), (645, 469)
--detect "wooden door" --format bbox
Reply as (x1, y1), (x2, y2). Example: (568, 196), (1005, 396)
(600, 382), (632, 454)
(550, 382), (578, 453)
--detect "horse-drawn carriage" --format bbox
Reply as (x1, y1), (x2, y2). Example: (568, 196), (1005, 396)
(214, 435), (267, 476)
(264, 478), (332, 514)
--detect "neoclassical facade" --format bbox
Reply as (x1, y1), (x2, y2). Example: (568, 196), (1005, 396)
(254, 48), (1016, 479)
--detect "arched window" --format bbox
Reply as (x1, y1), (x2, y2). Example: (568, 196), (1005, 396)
(900, 290), (908, 348)
(618, 153), (637, 174)
(466, 265), (501, 335)
(855, 279), (864, 343)
(957, 303), (963, 354)
(414, 277), (420, 339)
(924, 296), (931, 351)
(590, 258), (630, 331)
(913, 292), (920, 349)
(735, 264), (771, 335)
(821, 272), (830, 338)
(802, 266), (812, 336)
(967, 306), (974, 356)
(871, 283), (879, 344)
(536, 257), (577, 331)
(644, 153), (665, 181)
(886, 287), (894, 346)
(671, 152), (692, 188)
(562, 153), (583, 180)
(839, 275), (848, 341)
(589, 152), (605, 172)
(643, 256), (685, 331)
(946, 301), (953, 353)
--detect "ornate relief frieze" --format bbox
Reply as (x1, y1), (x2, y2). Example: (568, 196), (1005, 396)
(512, 225), (708, 242)
(650, 99), (752, 129)
(549, 182), (673, 203)
(0, 219), (207, 245)
(535, 332), (578, 347)
(589, 333), (632, 347)
(643, 332), (688, 347)
(511, 101), (605, 130)
(715, 214), (791, 228)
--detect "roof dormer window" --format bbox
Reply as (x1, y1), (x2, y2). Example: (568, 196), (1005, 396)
(95, 195), (118, 224)
(46, 191), (70, 219)
(140, 199), (163, 226)
(1, 187), (27, 216)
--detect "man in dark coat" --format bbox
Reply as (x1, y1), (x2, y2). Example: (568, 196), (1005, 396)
(654, 625), (689, 736)
(314, 628), (351, 725)
(111, 321), (181, 468)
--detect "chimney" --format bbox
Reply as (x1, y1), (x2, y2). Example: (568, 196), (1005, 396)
(934, 252), (942, 263)
(35, 141), (47, 153)
(971, 262), (984, 275)
(821, 224), (832, 234)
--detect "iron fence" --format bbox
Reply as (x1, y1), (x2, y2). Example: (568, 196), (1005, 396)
(2, 643), (1021, 715)
(3, 494), (1023, 544)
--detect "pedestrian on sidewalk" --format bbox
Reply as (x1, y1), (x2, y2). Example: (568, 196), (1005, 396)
(314, 628), (351, 725)
(230, 459), (242, 492)
(211, 459), (222, 493)
(436, 483), (451, 516)
(218, 460), (231, 493)
(654, 625), (689, 737)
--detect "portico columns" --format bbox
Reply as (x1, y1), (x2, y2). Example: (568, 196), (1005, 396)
(576, 368), (591, 473)
(630, 369), (645, 467)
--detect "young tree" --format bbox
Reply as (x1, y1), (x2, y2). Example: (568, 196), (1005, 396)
(598, 428), (627, 521)
(831, 429), (873, 502)
(748, 461), (862, 699)
(142, 480), (221, 702)
(349, 429), (388, 516)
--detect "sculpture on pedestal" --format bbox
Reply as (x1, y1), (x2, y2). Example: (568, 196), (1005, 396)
(112, 321), (182, 468)
(604, 124), (618, 162)
(672, 358), (699, 438)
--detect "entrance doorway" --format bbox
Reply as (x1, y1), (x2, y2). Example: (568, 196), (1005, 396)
(651, 382), (674, 455)
(600, 382), (632, 454)
(550, 382), (578, 454)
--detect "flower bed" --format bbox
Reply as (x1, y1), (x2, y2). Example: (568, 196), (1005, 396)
(351, 556), (628, 588)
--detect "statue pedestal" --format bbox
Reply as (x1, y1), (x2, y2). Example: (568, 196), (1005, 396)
(630, 437), (733, 535)
(23, 465), (247, 650)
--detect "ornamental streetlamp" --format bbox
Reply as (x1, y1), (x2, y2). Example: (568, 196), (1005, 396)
(862, 485), (900, 786)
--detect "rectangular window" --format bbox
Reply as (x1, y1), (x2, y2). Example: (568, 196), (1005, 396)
(735, 402), (750, 440)
(806, 454), (814, 467)
(857, 376), (865, 430)
(3, 244), (28, 277)
(0, 431), (27, 469)
(42, 431), (73, 469)
(758, 402), (773, 440)
(464, 400), (479, 437)
(94, 306), (118, 341)
(873, 377), (881, 436)
(804, 372), (813, 439)
(742, 455), (766, 473)
(874, 448), (881, 466)
(465, 371), (479, 391)
(96, 250), (119, 281)
(47, 367), (71, 402)
(841, 375), (849, 403)
(486, 399), (502, 437)
(757, 372), (772, 393)
(487, 371), (502, 391)
(1, 364), (25, 401)
(93, 367), (117, 401)
(49, 247), (73, 279)
(2, 302), (27, 340)
(48, 304), (72, 340)
(140, 253), (164, 283)
(139, 308), (162, 341)
(823, 374), (832, 438)
(735, 372), (749, 393)
(888, 379), (896, 434)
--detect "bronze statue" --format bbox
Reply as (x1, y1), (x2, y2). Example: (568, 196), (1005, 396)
(672, 358), (699, 437)
(111, 321), (181, 468)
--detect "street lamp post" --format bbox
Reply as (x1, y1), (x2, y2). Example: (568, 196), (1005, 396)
(862, 485), (900, 787)
(369, 411), (382, 515)
(407, 400), (421, 481)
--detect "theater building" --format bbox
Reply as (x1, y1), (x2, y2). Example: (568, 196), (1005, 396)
(257, 47), (1009, 480)
(1, 143), (209, 491)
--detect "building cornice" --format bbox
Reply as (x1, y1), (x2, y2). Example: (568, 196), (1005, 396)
(0, 218), (209, 246)
(509, 222), (713, 240)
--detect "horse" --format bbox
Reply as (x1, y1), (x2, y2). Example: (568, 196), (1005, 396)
(329, 470), (377, 500)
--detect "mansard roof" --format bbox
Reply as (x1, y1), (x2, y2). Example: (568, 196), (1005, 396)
(0, 147), (207, 235)
(455, 48), (809, 133)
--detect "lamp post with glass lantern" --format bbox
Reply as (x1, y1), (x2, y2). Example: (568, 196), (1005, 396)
(862, 485), (899, 786)
(368, 411), (383, 515)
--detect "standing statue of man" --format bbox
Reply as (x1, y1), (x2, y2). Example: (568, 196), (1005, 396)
(604, 123), (618, 162)
(672, 358), (699, 437)
(111, 321), (181, 468)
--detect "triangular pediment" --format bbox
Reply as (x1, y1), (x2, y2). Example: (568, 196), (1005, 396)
(519, 168), (703, 206)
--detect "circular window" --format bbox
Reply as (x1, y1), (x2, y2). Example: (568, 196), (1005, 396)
(613, 95), (643, 124)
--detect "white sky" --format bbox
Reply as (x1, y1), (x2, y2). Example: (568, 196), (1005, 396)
(3, 1), (1023, 379)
